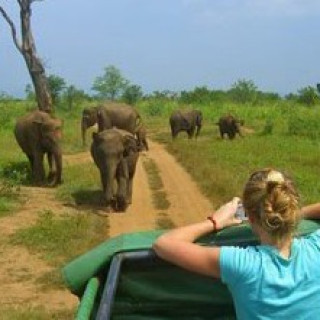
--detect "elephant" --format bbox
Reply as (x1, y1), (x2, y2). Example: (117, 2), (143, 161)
(81, 102), (141, 146)
(90, 128), (139, 212)
(135, 124), (149, 151)
(169, 109), (202, 139)
(216, 114), (244, 140)
(14, 110), (63, 186)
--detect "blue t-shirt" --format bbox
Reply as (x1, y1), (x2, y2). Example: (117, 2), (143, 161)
(220, 230), (320, 319)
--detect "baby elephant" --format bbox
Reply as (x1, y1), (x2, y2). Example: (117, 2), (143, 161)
(91, 128), (139, 212)
(216, 115), (244, 140)
(135, 124), (149, 151)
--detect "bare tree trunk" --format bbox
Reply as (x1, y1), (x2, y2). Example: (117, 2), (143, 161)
(0, 0), (52, 112)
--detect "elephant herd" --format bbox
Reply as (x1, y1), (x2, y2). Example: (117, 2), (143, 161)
(14, 103), (146, 212)
(169, 110), (243, 140)
(14, 103), (242, 212)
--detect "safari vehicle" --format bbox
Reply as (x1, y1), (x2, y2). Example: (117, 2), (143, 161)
(62, 219), (320, 320)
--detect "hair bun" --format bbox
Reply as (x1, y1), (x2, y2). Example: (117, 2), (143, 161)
(267, 171), (284, 183)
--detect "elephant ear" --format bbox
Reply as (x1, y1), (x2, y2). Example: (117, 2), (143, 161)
(123, 134), (138, 156)
(33, 116), (63, 140)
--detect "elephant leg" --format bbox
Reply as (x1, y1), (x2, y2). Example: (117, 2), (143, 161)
(187, 127), (195, 139)
(172, 128), (179, 139)
(143, 139), (149, 151)
(33, 153), (45, 185)
(127, 178), (134, 204)
(47, 152), (56, 183)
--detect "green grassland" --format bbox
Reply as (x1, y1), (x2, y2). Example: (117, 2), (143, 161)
(1, 99), (320, 318)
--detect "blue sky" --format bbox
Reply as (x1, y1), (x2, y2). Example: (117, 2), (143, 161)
(1, 0), (320, 97)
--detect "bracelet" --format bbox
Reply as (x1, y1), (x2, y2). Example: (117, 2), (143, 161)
(207, 216), (218, 231)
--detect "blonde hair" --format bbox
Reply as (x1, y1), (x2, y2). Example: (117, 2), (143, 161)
(242, 168), (300, 241)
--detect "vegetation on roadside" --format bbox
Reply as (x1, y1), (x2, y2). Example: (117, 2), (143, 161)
(142, 158), (174, 229)
(0, 306), (74, 320)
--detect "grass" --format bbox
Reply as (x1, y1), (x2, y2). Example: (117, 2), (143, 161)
(142, 158), (170, 210)
(0, 306), (74, 320)
(1, 98), (320, 316)
(142, 157), (173, 229)
(10, 209), (109, 266)
(0, 181), (21, 217)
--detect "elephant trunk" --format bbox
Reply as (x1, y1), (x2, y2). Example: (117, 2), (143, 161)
(103, 162), (117, 209)
(51, 147), (62, 186)
(195, 124), (202, 138)
(81, 119), (88, 146)
(116, 158), (129, 211)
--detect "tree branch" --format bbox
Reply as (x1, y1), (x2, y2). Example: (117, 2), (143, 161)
(0, 6), (23, 53)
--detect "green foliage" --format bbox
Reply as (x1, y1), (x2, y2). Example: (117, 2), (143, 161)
(288, 113), (320, 140)
(122, 84), (143, 105)
(61, 85), (90, 111)
(92, 65), (128, 100)
(47, 74), (66, 106)
(180, 86), (213, 104)
(297, 86), (319, 106)
(260, 119), (274, 135)
(0, 181), (20, 216)
(0, 161), (31, 185)
(25, 84), (36, 101)
(229, 79), (258, 104)
(145, 100), (165, 117)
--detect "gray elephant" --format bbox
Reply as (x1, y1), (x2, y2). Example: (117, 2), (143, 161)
(90, 128), (139, 212)
(216, 114), (243, 140)
(169, 109), (202, 139)
(135, 124), (149, 151)
(81, 102), (141, 146)
(14, 110), (63, 186)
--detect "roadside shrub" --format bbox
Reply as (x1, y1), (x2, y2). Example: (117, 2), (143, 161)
(146, 101), (164, 117)
(0, 161), (31, 185)
(260, 119), (274, 135)
(288, 115), (320, 140)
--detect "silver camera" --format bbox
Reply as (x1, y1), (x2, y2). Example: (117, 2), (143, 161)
(235, 203), (247, 221)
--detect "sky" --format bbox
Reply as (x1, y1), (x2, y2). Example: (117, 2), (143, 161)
(1, 0), (320, 98)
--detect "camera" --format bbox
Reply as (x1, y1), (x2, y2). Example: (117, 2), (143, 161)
(235, 202), (247, 221)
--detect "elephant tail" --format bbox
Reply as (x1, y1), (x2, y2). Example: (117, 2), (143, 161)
(134, 113), (143, 132)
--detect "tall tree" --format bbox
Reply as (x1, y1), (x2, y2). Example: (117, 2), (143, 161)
(229, 79), (258, 104)
(92, 65), (128, 100)
(0, 1), (52, 112)
(122, 84), (143, 105)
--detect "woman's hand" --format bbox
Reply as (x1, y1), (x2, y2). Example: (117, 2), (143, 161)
(210, 197), (243, 230)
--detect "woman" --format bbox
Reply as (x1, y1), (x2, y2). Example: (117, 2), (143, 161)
(153, 168), (320, 319)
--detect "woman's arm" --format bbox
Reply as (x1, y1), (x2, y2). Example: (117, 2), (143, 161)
(301, 203), (320, 219)
(153, 197), (242, 278)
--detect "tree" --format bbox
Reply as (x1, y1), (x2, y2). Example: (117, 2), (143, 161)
(47, 74), (66, 106)
(0, 1), (53, 112)
(92, 65), (128, 100)
(63, 85), (90, 110)
(229, 79), (258, 104)
(122, 84), (143, 105)
(25, 83), (35, 100)
(297, 86), (319, 106)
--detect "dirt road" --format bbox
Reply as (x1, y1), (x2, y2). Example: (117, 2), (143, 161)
(0, 139), (213, 313)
